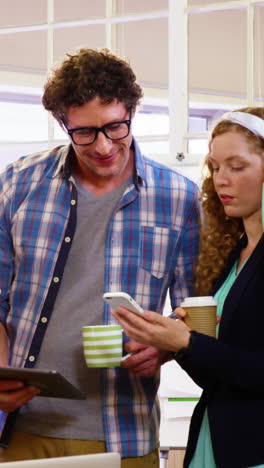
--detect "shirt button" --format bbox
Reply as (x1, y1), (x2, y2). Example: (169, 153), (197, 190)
(41, 317), (48, 323)
(71, 200), (76, 205)
(29, 355), (35, 362)
(53, 277), (60, 283)
(65, 237), (71, 243)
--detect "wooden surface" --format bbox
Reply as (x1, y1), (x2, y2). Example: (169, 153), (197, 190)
(168, 450), (186, 468)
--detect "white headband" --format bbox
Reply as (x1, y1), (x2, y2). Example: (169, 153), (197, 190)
(219, 111), (264, 139)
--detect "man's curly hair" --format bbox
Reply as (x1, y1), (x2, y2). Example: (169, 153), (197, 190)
(195, 107), (264, 295)
(42, 48), (143, 124)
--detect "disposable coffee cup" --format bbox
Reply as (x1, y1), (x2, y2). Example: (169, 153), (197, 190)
(82, 324), (125, 368)
(180, 296), (217, 337)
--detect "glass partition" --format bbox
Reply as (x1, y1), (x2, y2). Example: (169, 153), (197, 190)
(116, 0), (167, 15)
(0, 0), (46, 27)
(54, 25), (105, 61)
(254, 6), (264, 102)
(54, 0), (106, 21)
(116, 18), (168, 87)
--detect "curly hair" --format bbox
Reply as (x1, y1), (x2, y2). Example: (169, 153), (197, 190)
(195, 107), (264, 295)
(42, 48), (143, 123)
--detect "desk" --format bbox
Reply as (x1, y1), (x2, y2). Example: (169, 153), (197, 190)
(159, 400), (192, 468)
(159, 360), (201, 468)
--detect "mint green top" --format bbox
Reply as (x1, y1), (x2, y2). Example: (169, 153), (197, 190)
(189, 260), (264, 468)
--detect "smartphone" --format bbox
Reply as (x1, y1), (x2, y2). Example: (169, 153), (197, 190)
(103, 292), (144, 315)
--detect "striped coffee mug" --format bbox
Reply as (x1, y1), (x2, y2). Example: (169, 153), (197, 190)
(82, 324), (123, 368)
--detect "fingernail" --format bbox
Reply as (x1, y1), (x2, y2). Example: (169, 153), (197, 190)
(121, 353), (132, 362)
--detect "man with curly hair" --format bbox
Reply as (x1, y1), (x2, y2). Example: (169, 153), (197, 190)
(0, 48), (200, 467)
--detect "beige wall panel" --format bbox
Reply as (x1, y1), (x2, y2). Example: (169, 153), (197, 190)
(188, 0), (240, 5)
(0, 31), (46, 72)
(254, 6), (264, 100)
(54, 26), (105, 65)
(0, 0), (46, 27)
(54, 0), (106, 22)
(116, 18), (168, 86)
(188, 9), (247, 96)
(116, 0), (167, 14)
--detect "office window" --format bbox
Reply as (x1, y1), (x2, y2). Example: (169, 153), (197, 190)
(0, 102), (48, 142)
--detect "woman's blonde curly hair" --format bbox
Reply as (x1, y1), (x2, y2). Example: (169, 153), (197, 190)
(195, 107), (264, 295)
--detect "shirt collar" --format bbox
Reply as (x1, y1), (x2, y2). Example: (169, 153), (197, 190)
(53, 144), (74, 179)
(131, 137), (147, 189)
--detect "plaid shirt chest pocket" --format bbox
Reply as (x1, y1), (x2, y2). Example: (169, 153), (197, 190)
(140, 226), (180, 279)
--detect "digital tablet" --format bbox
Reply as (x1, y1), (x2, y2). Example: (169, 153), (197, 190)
(0, 367), (86, 400)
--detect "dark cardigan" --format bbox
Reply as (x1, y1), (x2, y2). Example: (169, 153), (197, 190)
(177, 234), (264, 468)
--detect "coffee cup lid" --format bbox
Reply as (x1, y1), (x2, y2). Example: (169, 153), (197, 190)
(180, 296), (217, 307)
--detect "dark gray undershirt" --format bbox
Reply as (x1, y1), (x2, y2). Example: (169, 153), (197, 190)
(16, 177), (128, 440)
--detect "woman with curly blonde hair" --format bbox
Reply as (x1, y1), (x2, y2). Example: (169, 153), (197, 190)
(196, 106), (264, 295)
(112, 107), (264, 468)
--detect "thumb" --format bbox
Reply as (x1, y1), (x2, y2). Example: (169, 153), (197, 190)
(174, 307), (187, 320)
(125, 340), (147, 353)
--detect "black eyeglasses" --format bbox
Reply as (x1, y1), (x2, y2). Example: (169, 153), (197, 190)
(65, 111), (132, 146)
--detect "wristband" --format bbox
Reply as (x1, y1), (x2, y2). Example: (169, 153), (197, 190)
(173, 331), (194, 362)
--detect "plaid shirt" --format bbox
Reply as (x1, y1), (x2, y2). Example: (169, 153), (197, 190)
(0, 139), (199, 456)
